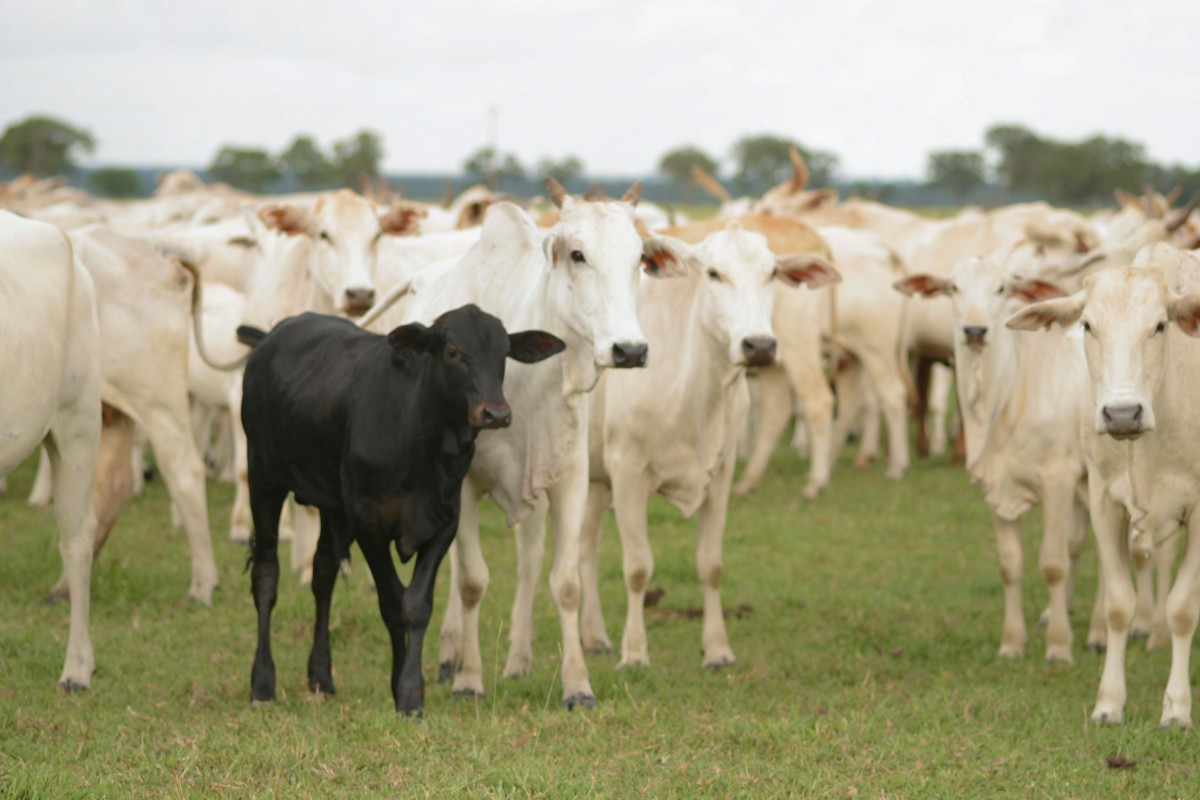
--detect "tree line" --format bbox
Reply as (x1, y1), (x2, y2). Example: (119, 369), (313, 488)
(3, 113), (1198, 206)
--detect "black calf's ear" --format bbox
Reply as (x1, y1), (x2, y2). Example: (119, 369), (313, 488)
(508, 330), (567, 363)
(388, 322), (435, 354)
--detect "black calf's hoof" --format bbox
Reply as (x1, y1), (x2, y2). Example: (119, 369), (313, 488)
(250, 699), (273, 710)
(309, 681), (336, 696)
(400, 707), (424, 720)
(438, 662), (456, 683)
(564, 692), (596, 711)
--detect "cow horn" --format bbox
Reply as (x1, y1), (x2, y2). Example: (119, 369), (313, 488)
(1166, 192), (1200, 233)
(546, 177), (569, 209)
(621, 181), (643, 207)
(1165, 185), (1183, 206)
(789, 146), (810, 191)
(690, 165), (732, 202)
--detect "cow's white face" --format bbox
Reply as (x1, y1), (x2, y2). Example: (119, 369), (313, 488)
(690, 223), (840, 366)
(259, 190), (423, 317)
(543, 197), (690, 369)
(1007, 265), (1200, 439)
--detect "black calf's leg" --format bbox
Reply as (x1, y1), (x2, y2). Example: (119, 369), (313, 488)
(358, 536), (411, 713)
(397, 527), (455, 714)
(308, 511), (342, 696)
(248, 461), (287, 706)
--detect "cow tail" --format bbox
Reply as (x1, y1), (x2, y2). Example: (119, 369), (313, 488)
(175, 258), (254, 371)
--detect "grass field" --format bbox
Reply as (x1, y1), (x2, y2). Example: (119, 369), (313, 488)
(1, 437), (1197, 799)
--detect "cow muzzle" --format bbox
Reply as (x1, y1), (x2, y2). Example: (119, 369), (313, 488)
(611, 341), (649, 368)
(962, 326), (988, 346)
(343, 287), (377, 316)
(471, 402), (513, 429)
(740, 336), (777, 367)
(1100, 403), (1148, 439)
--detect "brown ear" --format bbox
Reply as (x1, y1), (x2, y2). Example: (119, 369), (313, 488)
(802, 188), (837, 209)
(546, 177), (569, 209)
(621, 181), (643, 207)
(774, 254), (841, 289)
(789, 147), (809, 191)
(1011, 279), (1067, 304)
(258, 203), (312, 236)
(1005, 295), (1083, 331)
(379, 202), (427, 236)
(641, 235), (693, 278)
(508, 330), (567, 363)
(1169, 294), (1200, 338)
(893, 274), (951, 298)
(456, 199), (491, 229)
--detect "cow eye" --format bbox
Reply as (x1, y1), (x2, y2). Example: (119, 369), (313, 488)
(570, 250), (585, 263)
(1082, 321), (1092, 334)
(446, 345), (460, 360)
(707, 269), (722, 282)
(948, 284), (959, 294)
(1155, 321), (1166, 334)
(996, 285), (1005, 295)
(319, 231), (333, 243)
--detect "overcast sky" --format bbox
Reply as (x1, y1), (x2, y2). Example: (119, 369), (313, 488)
(2, 0), (1197, 179)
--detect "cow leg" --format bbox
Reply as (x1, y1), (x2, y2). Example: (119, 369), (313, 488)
(307, 510), (342, 696)
(1131, 551), (1154, 640)
(1160, 515), (1200, 729)
(913, 356), (932, 457)
(579, 481), (614, 655)
(1088, 569), (1108, 652)
(248, 465), (286, 706)
(855, 387), (883, 470)
(546, 462), (596, 709)
(46, 408), (136, 603)
(27, 445), (53, 506)
(437, 543), (463, 683)
(831, 359), (867, 466)
(734, 365), (790, 495)
(1039, 481), (1076, 663)
(612, 469), (655, 669)
(1148, 531), (1179, 651)
(992, 513), (1026, 658)
(927, 363), (953, 457)
(1091, 489), (1133, 725)
(450, 481), (489, 698)
(504, 494), (550, 678)
(140, 404), (219, 604)
(697, 456), (736, 670)
(782, 339), (835, 500)
(229, 375), (253, 544)
(357, 536), (412, 713)
(857, 347), (909, 480)
(396, 527), (457, 716)
(44, 416), (100, 691)
(292, 503), (321, 585)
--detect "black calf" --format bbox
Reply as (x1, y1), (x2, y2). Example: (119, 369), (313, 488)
(240, 305), (564, 714)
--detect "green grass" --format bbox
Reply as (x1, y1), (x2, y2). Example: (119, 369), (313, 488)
(1, 441), (1196, 799)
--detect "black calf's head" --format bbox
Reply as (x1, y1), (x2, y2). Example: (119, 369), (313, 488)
(387, 304), (565, 429)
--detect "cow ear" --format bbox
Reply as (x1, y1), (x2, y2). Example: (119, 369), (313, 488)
(258, 203), (313, 236)
(508, 330), (567, 364)
(1169, 294), (1200, 338)
(379, 202), (427, 236)
(774, 254), (841, 289)
(621, 181), (643, 207)
(642, 235), (695, 278)
(1005, 294), (1084, 331)
(1011, 279), (1068, 304)
(387, 322), (435, 354)
(893, 274), (951, 298)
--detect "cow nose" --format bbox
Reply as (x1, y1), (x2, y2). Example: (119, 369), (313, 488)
(1102, 404), (1144, 438)
(612, 341), (648, 368)
(344, 287), (376, 313)
(479, 404), (512, 429)
(963, 326), (988, 345)
(741, 336), (777, 367)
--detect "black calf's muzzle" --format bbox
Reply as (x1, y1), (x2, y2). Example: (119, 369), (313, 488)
(472, 402), (513, 429)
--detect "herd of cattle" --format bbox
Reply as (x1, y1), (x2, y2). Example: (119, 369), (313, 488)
(3, 152), (1200, 725)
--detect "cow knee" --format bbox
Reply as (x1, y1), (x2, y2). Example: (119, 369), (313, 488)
(626, 567), (649, 594)
(459, 579), (486, 609)
(1041, 563), (1066, 585)
(553, 576), (580, 614)
(1166, 597), (1198, 636)
(702, 564), (722, 591)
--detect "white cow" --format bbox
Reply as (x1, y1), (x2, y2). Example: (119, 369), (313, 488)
(897, 248), (1102, 662)
(0, 211), (102, 689)
(1007, 246), (1200, 728)
(575, 222), (839, 668)
(364, 179), (694, 707)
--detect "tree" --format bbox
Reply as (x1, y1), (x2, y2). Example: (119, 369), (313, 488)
(280, 134), (331, 189)
(985, 123), (1045, 192)
(658, 146), (719, 201)
(536, 155), (584, 187)
(730, 134), (838, 194)
(0, 115), (95, 176)
(926, 150), (985, 199)
(207, 146), (282, 193)
(464, 146), (527, 188)
(331, 129), (384, 188)
(88, 167), (143, 198)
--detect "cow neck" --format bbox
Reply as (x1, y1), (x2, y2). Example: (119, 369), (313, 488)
(953, 320), (1020, 477)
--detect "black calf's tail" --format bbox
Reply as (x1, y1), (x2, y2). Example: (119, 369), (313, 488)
(237, 325), (268, 348)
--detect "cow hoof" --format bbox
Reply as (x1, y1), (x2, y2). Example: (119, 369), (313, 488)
(1129, 628), (1150, 641)
(800, 484), (823, 501)
(43, 587), (68, 606)
(438, 662), (456, 683)
(309, 681), (336, 696)
(502, 656), (531, 678)
(58, 678), (89, 694)
(616, 658), (649, 671)
(188, 585), (217, 607)
(1090, 710), (1123, 727)
(1044, 652), (1074, 666)
(705, 658), (736, 672)
(250, 699), (273, 710)
(452, 688), (483, 700)
(401, 708), (424, 721)
(1085, 641), (1107, 653)
(564, 692), (596, 711)
(585, 644), (613, 656)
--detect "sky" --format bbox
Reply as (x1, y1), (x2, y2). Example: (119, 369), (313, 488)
(2, 0), (1197, 180)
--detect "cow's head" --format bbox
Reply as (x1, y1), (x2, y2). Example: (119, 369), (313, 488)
(258, 190), (424, 317)
(1007, 261), (1200, 440)
(386, 304), (565, 430)
(542, 178), (693, 369)
(895, 249), (1067, 349)
(683, 222), (840, 367)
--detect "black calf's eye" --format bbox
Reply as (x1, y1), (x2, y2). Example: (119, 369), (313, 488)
(570, 250), (585, 263)
(446, 345), (460, 359)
